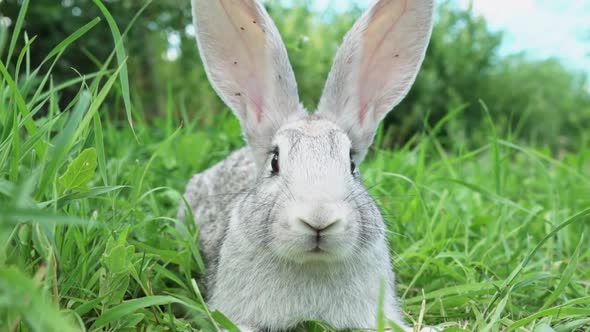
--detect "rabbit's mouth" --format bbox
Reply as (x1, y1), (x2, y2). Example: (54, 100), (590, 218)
(270, 231), (358, 264)
(307, 232), (341, 253)
(307, 241), (331, 255)
(310, 245), (323, 253)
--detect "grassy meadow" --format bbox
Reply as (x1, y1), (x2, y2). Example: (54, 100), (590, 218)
(1, 1), (590, 331)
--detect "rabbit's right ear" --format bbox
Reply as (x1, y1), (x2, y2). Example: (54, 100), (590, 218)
(192, 0), (303, 161)
(316, 0), (434, 162)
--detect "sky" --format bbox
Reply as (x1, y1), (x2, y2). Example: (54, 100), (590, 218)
(310, 0), (590, 77)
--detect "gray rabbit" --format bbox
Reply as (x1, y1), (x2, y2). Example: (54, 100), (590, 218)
(178, 0), (434, 330)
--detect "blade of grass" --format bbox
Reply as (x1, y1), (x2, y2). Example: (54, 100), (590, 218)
(0, 207), (90, 226)
(484, 207), (590, 316)
(541, 231), (585, 310)
(191, 278), (222, 332)
(14, 35), (37, 84)
(93, 0), (136, 139)
(482, 287), (512, 332)
(36, 91), (91, 198)
(479, 100), (502, 195)
(0, 16), (8, 55)
(53, 186), (128, 209)
(554, 318), (590, 332)
(508, 307), (590, 331)
(9, 106), (19, 182)
(91, 295), (183, 330)
(42, 18), (101, 66)
(27, 18), (101, 110)
(3, 0), (29, 68)
(74, 60), (126, 141)
(17, 105), (61, 163)
(93, 112), (108, 186)
(0, 60), (40, 151)
(81, 0), (150, 92)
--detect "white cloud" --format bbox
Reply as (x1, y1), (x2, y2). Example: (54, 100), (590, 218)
(457, 0), (590, 75)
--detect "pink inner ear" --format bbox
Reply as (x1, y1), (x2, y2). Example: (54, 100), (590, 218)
(219, 0), (268, 124)
(357, 0), (408, 125)
(245, 73), (264, 123)
(252, 94), (263, 123)
(359, 104), (369, 125)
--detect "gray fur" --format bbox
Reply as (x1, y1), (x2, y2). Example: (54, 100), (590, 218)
(179, 120), (407, 330)
(180, 0), (435, 330)
(177, 148), (256, 289)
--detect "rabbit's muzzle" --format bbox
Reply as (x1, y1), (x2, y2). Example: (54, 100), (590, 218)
(271, 199), (360, 264)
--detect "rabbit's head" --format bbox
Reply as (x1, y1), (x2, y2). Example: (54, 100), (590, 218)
(192, 0), (433, 263)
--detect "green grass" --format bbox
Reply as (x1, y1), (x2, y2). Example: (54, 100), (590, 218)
(1, 4), (590, 332)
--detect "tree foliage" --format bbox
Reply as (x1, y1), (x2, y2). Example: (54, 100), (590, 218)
(1, 0), (589, 149)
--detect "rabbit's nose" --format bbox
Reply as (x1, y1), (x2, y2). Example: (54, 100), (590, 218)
(297, 218), (342, 235)
(285, 201), (351, 237)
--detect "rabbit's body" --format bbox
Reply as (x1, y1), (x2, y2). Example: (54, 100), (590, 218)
(181, 120), (405, 330)
(180, 0), (434, 330)
(179, 148), (255, 277)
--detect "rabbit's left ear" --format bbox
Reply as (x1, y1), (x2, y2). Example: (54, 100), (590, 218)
(317, 0), (434, 162)
(192, 0), (303, 162)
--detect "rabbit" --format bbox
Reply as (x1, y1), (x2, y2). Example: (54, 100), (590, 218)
(178, 0), (434, 330)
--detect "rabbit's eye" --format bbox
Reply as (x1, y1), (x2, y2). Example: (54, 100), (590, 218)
(271, 150), (279, 175)
(350, 151), (356, 174)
